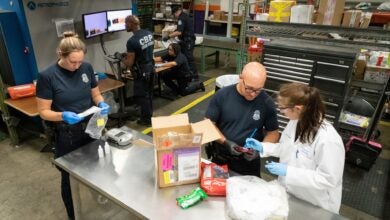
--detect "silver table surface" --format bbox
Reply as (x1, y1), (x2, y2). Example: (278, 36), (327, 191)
(54, 128), (347, 220)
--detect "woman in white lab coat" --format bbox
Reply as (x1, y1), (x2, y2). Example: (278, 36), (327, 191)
(245, 82), (345, 214)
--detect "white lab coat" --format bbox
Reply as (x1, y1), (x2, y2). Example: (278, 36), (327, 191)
(261, 119), (345, 214)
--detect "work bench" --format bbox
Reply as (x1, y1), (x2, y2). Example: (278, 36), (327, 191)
(54, 127), (347, 220)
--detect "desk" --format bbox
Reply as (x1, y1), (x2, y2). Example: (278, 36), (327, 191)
(155, 63), (174, 100)
(3, 78), (124, 146)
(54, 127), (347, 220)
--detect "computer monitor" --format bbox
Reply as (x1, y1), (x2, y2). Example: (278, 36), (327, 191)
(82, 11), (108, 39)
(107, 9), (132, 33)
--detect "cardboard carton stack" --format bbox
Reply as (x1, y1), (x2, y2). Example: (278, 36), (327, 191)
(317, 0), (345, 26)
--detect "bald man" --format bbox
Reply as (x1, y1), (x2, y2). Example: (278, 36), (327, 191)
(122, 15), (155, 126)
(205, 62), (280, 177)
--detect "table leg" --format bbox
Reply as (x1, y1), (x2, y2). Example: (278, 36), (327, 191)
(0, 103), (20, 147)
(70, 176), (82, 220)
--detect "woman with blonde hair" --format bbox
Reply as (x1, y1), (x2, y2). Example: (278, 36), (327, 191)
(36, 32), (109, 219)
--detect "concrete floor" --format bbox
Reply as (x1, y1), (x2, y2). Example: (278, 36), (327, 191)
(0, 63), (389, 220)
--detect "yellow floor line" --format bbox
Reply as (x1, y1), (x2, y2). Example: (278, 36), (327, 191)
(379, 120), (390, 127)
(142, 78), (217, 135)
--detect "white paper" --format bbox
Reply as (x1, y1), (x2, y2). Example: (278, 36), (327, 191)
(77, 106), (101, 118)
(177, 152), (199, 181)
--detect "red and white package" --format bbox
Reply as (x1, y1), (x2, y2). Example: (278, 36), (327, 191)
(200, 162), (229, 196)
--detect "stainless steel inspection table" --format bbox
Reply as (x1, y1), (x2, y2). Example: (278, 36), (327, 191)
(54, 128), (347, 220)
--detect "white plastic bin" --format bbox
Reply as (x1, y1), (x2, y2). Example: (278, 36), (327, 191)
(215, 74), (239, 91)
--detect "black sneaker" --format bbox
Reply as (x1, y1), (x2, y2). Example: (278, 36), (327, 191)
(137, 119), (151, 126)
(200, 83), (205, 92)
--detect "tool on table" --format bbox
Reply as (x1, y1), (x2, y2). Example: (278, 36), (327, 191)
(106, 128), (133, 146)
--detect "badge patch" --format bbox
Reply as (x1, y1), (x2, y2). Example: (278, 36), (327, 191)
(253, 110), (260, 120)
(178, 20), (182, 25)
(81, 73), (89, 83)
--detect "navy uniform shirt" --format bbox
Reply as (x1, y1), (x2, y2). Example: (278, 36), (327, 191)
(162, 53), (191, 78)
(36, 62), (97, 113)
(205, 85), (279, 145)
(126, 29), (154, 66)
(177, 12), (195, 40)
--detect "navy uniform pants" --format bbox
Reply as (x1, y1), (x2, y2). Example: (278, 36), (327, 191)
(180, 39), (198, 80)
(54, 122), (92, 220)
(133, 72), (154, 123)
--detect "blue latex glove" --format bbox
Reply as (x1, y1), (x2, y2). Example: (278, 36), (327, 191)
(98, 101), (110, 115)
(265, 162), (287, 176)
(244, 138), (263, 153)
(62, 111), (84, 125)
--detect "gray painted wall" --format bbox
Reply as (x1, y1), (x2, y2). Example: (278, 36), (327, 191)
(22, 0), (132, 72)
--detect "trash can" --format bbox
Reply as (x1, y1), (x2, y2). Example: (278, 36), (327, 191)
(215, 74), (239, 92)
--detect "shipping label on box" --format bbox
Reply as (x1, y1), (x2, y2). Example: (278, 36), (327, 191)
(317, 0), (345, 25)
(268, 1), (296, 22)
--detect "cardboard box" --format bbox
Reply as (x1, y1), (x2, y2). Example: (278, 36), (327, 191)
(213, 10), (224, 20)
(152, 114), (222, 187)
(317, 0), (345, 26)
(364, 66), (390, 84)
(154, 24), (163, 34)
(342, 10), (362, 28)
(233, 15), (243, 22)
(268, 1), (296, 22)
(354, 59), (366, 80)
(360, 12), (373, 28)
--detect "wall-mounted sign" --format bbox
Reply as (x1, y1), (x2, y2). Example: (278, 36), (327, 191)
(26, 0), (69, 11)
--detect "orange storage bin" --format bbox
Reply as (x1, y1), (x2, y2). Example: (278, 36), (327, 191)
(7, 83), (36, 100)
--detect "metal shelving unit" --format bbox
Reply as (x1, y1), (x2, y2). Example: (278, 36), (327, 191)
(245, 20), (390, 51)
(151, 0), (193, 38)
(132, 0), (154, 31)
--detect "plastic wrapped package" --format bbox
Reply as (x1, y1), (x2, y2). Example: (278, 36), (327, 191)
(200, 162), (229, 196)
(85, 111), (108, 139)
(226, 176), (289, 220)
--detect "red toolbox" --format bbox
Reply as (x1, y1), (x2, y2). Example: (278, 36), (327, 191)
(7, 83), (36, 100)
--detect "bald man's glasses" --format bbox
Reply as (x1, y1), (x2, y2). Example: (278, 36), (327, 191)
(242, 79), (262, 94)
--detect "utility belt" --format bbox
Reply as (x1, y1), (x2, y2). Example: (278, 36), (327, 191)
(132, 62), (155, 81)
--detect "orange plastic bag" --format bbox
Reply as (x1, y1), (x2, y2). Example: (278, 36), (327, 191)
(200, 162), (229, 196)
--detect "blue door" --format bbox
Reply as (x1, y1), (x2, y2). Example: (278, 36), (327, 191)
(0, 11), (34, 85)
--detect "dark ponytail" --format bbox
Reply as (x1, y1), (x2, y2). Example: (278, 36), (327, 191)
(279, 83), (325, 144)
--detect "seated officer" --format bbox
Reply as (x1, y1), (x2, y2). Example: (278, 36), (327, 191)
(154, 43), (204, 96)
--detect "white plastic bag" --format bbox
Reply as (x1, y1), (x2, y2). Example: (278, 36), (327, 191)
(85, 111), (108, 139)
(226, 176), (289, 220)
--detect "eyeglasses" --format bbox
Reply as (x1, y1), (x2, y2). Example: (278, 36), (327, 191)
(242, 79), (262, 94)
(279, 106), (293, 110)
(277, 103), (294, 110)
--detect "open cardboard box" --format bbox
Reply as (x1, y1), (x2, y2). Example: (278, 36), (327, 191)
(152, 113), (222, 187)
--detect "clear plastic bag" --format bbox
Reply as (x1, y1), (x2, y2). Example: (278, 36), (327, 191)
(85, 111), (108, 139)
(102, 92), (119, 114)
